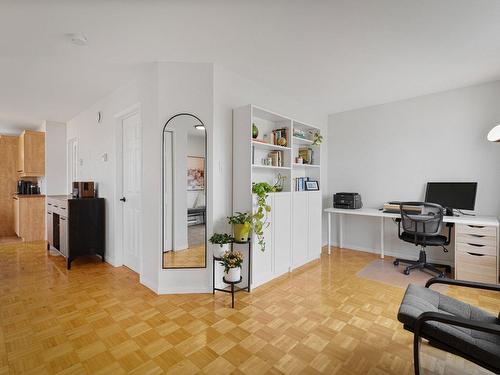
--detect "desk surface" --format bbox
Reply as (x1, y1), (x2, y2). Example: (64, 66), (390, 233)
(324, 207), (499, 227)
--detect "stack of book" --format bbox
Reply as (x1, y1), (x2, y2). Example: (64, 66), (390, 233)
(295, 177), (309, 191)
(268, 150), (283, 167)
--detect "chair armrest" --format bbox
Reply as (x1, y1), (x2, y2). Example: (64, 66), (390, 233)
(425, 277), (500, 292)
(414, 311), (500, 337)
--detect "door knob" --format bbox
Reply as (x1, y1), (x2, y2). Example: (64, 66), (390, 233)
(120, 197), (126, 202)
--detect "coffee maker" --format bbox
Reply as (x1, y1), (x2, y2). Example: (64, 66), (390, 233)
(17, 180), (40, 195)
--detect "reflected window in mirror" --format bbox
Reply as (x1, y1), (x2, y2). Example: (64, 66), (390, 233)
(162, 114), (207, 269)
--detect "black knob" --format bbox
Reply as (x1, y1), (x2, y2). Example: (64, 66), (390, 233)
(120, 197), (126, 202)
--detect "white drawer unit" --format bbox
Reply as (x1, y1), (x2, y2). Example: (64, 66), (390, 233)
(455, 224), (499, 284)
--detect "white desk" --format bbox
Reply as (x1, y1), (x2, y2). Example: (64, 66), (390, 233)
(325, 207), (500, 257)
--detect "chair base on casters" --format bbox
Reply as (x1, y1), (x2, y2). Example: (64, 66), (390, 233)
(393, 249), (450, 277)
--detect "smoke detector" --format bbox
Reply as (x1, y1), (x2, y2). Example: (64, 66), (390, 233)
(69, 33), (88, 46)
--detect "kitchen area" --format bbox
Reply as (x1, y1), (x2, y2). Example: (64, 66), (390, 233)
(0, 130), (46, 243)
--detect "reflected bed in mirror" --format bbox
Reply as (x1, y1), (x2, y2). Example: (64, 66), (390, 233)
(162, 114), (207, 269)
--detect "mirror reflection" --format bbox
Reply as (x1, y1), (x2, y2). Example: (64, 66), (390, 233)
(162, 114), (206, 268)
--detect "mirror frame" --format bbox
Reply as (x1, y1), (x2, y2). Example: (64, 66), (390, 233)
(161, 113), (208, 269)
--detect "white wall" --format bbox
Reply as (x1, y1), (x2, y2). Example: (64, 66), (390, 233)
(67, 64), (159, 289)
(41, 121), (67, 195)
(156, 63), (213, 293)
(328, 80), (500, 263)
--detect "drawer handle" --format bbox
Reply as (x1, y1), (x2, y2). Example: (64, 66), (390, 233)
(467, 243), (485, 247)
(60, 218), (66, 221)
(467, 252), (485, 257)
(469, 234), (485, 238)
(468, 225), (485, 228)
(60, 207), (66, 210)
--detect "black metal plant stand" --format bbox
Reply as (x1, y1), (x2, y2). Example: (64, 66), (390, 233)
(213, 239), (251, 308)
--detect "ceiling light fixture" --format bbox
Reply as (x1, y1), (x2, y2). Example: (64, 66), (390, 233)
(194, 124), (205, 130)
(487, 124), (499, 142)
(69, 33), (88, 46)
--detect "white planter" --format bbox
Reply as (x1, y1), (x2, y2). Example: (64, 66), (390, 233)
(225, 267), (241, 282)
(213, 243), (230, 258)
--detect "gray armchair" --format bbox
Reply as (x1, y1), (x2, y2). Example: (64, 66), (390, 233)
(398, 277), (500, 375)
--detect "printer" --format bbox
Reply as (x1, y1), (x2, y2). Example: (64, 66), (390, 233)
(333, 192), (362, 209)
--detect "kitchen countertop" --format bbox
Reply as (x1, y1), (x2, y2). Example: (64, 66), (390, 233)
(14, 194), (46, 199)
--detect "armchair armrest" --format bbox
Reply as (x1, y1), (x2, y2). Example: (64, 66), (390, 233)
(425, 277), (500, 292)
(414, 311), (500, 337)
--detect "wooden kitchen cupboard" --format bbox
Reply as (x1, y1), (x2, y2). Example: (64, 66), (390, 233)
(13, 195), (46, 241)
(18, 130), (45, 177)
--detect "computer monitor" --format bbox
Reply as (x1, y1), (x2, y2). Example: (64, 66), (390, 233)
(425, 182), (477, 213)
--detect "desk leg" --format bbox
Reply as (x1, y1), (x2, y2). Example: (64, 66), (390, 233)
(380, 217), (385, 259)
(328, 212), (332, 255)
(339, 214), (343, 249)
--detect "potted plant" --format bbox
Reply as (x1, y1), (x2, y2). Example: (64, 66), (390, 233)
(251, 182), (276, 251)
(220, 250), (244, 282)
(209, 233), (234, 258)
(312, 131), (323, 146)
(228, 212), (252, 242)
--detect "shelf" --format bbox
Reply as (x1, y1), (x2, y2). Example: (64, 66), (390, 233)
(251, 140), (291, 151)
(292, 136), (315, 145)
(252, 164), (291, 170)
(293, 163), (320, 168)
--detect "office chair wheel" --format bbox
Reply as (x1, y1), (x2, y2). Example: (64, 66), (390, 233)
(393, 260), (399, 266)
(437, 272), (445, 278)
(403, 268), (410, 275)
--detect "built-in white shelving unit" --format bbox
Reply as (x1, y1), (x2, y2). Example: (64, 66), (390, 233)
(233, 104), (322, 289)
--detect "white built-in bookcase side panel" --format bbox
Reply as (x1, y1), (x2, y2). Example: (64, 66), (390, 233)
(232, 105), (322, 289)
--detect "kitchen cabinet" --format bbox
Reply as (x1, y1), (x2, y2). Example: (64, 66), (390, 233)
(47, 196), (105, 269)
(17, 130), (45, 177)
(13, 195), (45, 241)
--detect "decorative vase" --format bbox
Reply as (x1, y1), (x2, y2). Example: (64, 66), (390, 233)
(252, 123), (259, 139)
(233, 223), (251, 242)
(213, 243), (230, 258)
(225, 267), (241, 282)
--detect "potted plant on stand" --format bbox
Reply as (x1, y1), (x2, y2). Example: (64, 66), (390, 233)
(228, 212), (252, 242)
(220, 250), (244, 282)
(209, 233), (234, 258)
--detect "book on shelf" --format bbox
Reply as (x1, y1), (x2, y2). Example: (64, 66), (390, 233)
(272, 128), (288, 146)
(268, 150), (283, 167)
(295, 177), (309, 191)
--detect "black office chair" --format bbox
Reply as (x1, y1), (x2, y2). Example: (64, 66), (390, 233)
(393, 202), (452, 277)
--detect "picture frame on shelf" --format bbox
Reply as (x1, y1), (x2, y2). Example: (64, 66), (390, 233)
(305, 180), (319, 191)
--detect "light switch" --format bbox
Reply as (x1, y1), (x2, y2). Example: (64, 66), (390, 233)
(102, 153), (108, 162)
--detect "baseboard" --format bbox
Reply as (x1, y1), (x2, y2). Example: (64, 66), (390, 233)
(328, 242), (454, 267)
(157, 285), (212, 294)
(104, 255), (121, 267)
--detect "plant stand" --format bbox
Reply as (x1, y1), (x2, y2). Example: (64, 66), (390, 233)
(213, 239), (251, 308)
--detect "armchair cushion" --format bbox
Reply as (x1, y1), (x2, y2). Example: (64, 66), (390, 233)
(398, 284), (500, 366)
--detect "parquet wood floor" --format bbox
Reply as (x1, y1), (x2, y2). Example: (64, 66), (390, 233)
(1, 241), (498, 375)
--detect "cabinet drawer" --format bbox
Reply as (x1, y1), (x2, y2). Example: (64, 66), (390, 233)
(456, 242), (497, 257)
(455, 251), (497, 284)
(456, 233), (497, 247)
(456, 224), (497, 237)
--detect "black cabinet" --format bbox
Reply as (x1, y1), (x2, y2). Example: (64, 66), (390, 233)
(47, 196), (105, 269)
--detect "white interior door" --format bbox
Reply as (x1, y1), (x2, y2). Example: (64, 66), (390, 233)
(121, 112), (142, 273)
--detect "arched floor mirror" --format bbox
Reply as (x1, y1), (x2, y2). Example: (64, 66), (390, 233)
(162, 113), (207, 269)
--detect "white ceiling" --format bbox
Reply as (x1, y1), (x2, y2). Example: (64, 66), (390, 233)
(1, 0), (500, 128)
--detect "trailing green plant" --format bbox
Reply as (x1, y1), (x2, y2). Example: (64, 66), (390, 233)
(209, 233), (234, 247)
(227, 212), (252, 225)
(219, 250), (244, 273)
(312, 132), (323, 146)
(251, 182), (276, 251)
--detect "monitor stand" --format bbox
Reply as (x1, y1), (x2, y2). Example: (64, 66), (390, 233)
(444, 208), (454, 216)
